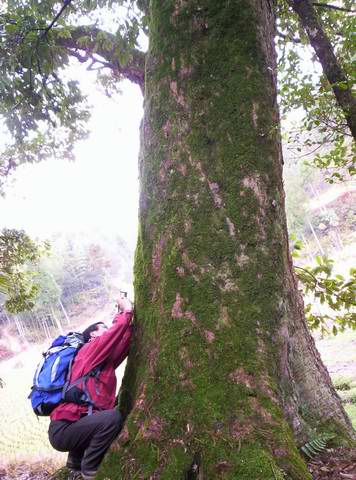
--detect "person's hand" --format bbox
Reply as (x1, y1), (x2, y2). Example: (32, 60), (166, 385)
(117, 294), (132, 312)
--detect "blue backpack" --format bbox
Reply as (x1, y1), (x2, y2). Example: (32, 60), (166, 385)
(29, 332), (85, 416)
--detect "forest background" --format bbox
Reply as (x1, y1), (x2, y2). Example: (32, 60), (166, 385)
(0, 0), (355, 478)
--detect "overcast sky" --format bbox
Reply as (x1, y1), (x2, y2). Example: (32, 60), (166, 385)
(0, 66), (143, 249)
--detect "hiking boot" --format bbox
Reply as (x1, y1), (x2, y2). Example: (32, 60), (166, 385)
(66, 453), (82, 471)
(81, 470), (98, 480)
(67, 470), (83, 480)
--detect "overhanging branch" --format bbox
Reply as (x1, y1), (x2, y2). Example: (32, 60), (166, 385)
(55, 26), (145, 93)
(41, 0), (73, 39)
(312, 3), (356, 13)
(288, 0), (356, 140)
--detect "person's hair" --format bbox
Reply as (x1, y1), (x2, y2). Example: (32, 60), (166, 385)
(82, 322), (106, 343)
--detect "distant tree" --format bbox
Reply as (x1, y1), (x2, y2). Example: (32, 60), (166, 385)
(0, 228), (48, 312)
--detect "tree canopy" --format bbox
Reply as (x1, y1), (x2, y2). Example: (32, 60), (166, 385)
(0, 0), (355, 190)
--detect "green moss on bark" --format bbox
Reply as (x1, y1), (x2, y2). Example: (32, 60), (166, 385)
(97, 1), (352, 478)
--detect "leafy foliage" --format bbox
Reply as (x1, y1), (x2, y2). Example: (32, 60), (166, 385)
(294, 252), (356, 334)
(301, 433), (335, 459)
(0, 0), (143, 190)
(0, 228), (49, 312)
(0, 3), (93, 188)
(277, 0), (355, 181)
(0, 0), (354, 190)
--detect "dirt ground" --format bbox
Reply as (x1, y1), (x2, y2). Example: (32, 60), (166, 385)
(307, 447), (356, 479)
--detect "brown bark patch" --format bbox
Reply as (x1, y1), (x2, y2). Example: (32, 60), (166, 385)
(149, 345), (160, 375)
(230, 419), (253, 440)
(204, 330), (215, 343)
(162, 119), (172, 138)
(176, 266), (185, 276)
(181, 379), (195, 390)
(179, 61), (193, 79)
(260, 378), (279, 404)
(249, 397), (276, 425)
(185, 310), (197, 325)
(135, 385), (147, 412)
(172, 293), (184, 318)
(273, 448), (289, 457)
(226, 216), (236, 238)
(229, 367), (256, 389)
(177, 162), (187, 176)
(216, 461), (233, 474)
(152, 235), (168, 279)
(172, 294), (197, 325)
(170, 80), (186, 107)
(180, 346), (193, 369)
(116, 424), (129, 447)
(208, 180), (223, 208)
(216, 262), (239, 292)
(218, 305), (231, 328)
(184, 219), (192, 233)
(172, 0), (189, 23)
(158, 156), (173, 183)
(235, 250), (250, 268)
(140, 416), (164, 440)
(252, 102), (259, 128)
(242, 174), (268, 209)
(182, 251), (198, 271)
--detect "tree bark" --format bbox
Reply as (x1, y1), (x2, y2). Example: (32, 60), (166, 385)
(98, 1), (354, 478)
(54, 26), (146, 93)
(288, 0), (356, 140)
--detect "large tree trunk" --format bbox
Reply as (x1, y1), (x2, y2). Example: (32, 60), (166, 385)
(99, 1), (354, 478)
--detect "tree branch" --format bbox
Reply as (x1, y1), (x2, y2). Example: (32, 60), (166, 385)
(54, 26), (145, 93)
(312, 3), (356, 13)
(288, 0), (356, 140)
(295, 266), (356, 306)
(277, 30), (302, 43)
(41, 0), (73, 39)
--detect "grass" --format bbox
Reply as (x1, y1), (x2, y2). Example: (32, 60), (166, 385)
(332, 376), (354, 391)
(344, 404), (356, 428)
(0, 346), (66, 468)
(330, 373), (356, 428)
(339, 387), (356, 404)
(315, 328), (356, 429)
(0, 337), (126, 470)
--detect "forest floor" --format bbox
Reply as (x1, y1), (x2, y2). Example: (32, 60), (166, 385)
(0, 308), (355, 479)
(307, 447), (356, 479)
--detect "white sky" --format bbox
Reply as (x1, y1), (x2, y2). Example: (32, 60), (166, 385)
(0, 67), (143, 249)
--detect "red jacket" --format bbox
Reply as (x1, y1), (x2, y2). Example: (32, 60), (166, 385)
(50, 310), (133, 422)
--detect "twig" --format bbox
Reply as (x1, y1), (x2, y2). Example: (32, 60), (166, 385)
(312, 3), (356, 13)
(67, 49), (90, 63)
(40, 0), (73, 40)
(277, 31), (302, 44)
(294, 266), (356, 306)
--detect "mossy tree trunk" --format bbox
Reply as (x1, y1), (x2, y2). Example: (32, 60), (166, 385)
(99, 1), (354, 478)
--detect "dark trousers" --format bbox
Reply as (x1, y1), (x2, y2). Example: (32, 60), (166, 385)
(48, 409), (123, 477)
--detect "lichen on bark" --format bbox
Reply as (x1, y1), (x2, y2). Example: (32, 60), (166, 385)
(97, 1), (354, 479)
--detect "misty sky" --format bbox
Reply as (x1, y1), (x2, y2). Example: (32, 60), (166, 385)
(0, 66), (143, 249)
